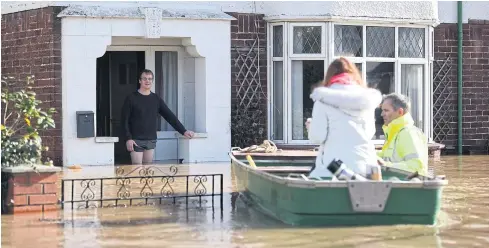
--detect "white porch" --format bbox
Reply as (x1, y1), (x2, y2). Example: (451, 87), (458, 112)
(60, 6), (233, 166)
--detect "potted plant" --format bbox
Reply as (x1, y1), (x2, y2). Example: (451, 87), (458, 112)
(1, 76), (61, 214)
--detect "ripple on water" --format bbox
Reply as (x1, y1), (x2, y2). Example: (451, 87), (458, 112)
(2, 156), (489, 248)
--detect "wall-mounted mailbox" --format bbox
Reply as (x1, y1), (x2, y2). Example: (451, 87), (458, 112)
(76, 111), (94, 138)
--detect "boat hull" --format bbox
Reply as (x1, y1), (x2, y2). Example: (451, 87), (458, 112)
(230, 152), (447, 227)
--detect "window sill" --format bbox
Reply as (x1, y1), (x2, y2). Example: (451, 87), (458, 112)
(156, 132), (208, 139)
(95, 137), (119, 143)
(175, 132), (208, 139)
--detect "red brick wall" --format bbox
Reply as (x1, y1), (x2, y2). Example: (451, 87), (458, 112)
(434, 19), (489, 154)
(4, 171), (59, 213)
(228, 12), (268, 147)
(1, 7), (64, 165)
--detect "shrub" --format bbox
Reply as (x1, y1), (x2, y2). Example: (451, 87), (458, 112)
(1, 76), (56, 167)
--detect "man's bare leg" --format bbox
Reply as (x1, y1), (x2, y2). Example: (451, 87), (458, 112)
(130, 152), (144, 165)
(142, 149), (154, 164)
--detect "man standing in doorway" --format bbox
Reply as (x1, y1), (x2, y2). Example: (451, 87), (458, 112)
(377, 93), (429, 175)
(121, 69), (194, 164)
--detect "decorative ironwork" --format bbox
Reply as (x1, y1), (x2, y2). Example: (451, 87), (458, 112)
(366, 26), (395, 57)
(140, 177), (154, 197)
(193, 176), (208, 195)
(160, 176), (175, 197)
(80, 180), (97, 201)
(433, 57), (454, 143)
(61, 174), (224, 210)
(116, 178), (131, 199)
(115, 165), (179, 177)
(399, 27), (425, 58)
(335, 25), (363, 57)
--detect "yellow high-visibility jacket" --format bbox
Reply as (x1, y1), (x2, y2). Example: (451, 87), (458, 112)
(377, 113), (429, 175)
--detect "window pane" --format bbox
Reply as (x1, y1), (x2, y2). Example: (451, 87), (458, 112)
(293, 26), (322, 54)
(273, 25), (283, 57)
(291, 60), (324, 140)
(366, 27), (395, 57)
(355, 63), (362, 74)
(334, 25), (362, 57)
(272, 61), (284, 140)
(367, 62), (395, 139)
(399, 28), (425, 58)
(401, 64), (424, 129)
(155, 51), (178, 131)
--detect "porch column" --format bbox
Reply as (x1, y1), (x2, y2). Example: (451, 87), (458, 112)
(61, 17), (112, 166)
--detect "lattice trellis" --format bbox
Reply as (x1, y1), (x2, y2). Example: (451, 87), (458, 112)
(433, 57), (454, 143)
(233, 38), (266, 110)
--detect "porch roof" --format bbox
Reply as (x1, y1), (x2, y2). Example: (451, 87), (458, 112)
(57, 5), (236, 21)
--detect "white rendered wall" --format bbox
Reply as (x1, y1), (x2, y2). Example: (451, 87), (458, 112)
(438, 1), (489, 23)
(3, 1), (438, 21)
(61, 17), (231, 166)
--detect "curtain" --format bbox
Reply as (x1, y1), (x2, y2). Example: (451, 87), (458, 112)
(291, 61), (304, 140)
(273, 61), (284, 140)
(156, 51), (178, 131)
(401, 64), (424, 129)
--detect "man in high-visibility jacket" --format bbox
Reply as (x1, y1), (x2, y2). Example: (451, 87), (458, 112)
(377, 93), (429, 175)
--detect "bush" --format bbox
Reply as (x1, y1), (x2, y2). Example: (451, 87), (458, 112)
(231, 108), (266, 148)
(1, 76), (56, 167)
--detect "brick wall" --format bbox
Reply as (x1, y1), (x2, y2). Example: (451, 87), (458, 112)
(3, 170), (60, 213)
(228, 12), (268, 147)
(434, 19), (489, 154)
(1, 7), (64, 165)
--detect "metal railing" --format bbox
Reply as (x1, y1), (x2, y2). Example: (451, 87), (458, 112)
(61, 165), (224, 210)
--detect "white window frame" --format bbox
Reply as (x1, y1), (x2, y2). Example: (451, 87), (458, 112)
(268, 21), (433, 145)
(288, 23), (327, 58)
(287, 22), (327, 144)
(269, 22), (287, 143)
(331, 23), (432, 142)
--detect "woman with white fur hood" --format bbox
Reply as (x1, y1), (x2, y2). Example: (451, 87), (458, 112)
(306, 57), (382, 178)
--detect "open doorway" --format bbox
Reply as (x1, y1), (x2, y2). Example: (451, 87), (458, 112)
(96, 51), (145, 164)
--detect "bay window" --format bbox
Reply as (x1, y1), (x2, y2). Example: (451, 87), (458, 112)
(269, 22), (432, 144)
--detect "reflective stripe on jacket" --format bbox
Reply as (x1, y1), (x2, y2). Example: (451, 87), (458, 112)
(376, 113), (429, 175)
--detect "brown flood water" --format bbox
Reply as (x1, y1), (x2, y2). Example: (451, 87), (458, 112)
(2, 155), (489, 248)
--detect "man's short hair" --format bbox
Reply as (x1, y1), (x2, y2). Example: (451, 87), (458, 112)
(139, 69), (154, 79)
(382, 93), (411, 113)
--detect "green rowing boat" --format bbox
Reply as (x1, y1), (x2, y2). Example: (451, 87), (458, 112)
(230, 151), (448, 227)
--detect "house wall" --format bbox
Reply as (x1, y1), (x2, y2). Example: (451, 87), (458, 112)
(60, 14), (232, 165)
(435, 2), (489, 153)
(1, 7), (64, 165)
(2, 1), (438, 21)
(228, 12), (268, 147)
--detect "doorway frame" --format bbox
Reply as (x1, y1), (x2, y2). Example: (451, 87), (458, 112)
(105, 45), (185, 161)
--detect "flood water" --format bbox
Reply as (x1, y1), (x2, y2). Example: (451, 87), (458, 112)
(2, 155), (489, 248)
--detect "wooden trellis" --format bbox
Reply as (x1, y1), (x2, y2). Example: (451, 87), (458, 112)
(433, 57), (454, 143)
(232, 21), (266, 111)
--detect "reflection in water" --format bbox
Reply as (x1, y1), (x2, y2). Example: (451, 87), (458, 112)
(2, 156), (489, 248)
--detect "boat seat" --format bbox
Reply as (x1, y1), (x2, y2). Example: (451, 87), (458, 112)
(256, 166), (311, 173)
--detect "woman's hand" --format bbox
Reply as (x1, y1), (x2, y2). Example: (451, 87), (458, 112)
(305, 118), (312, 130)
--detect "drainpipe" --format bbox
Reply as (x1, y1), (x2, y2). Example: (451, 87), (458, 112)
(457, 1), (463, 155)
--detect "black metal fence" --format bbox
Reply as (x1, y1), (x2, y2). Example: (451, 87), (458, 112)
(61, 165), (224, 210)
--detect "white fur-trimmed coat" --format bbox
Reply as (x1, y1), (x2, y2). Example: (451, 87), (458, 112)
(308, 84), (382, 178)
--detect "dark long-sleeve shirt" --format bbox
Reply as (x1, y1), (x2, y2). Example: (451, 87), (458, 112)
(121, 91), (187, 140)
